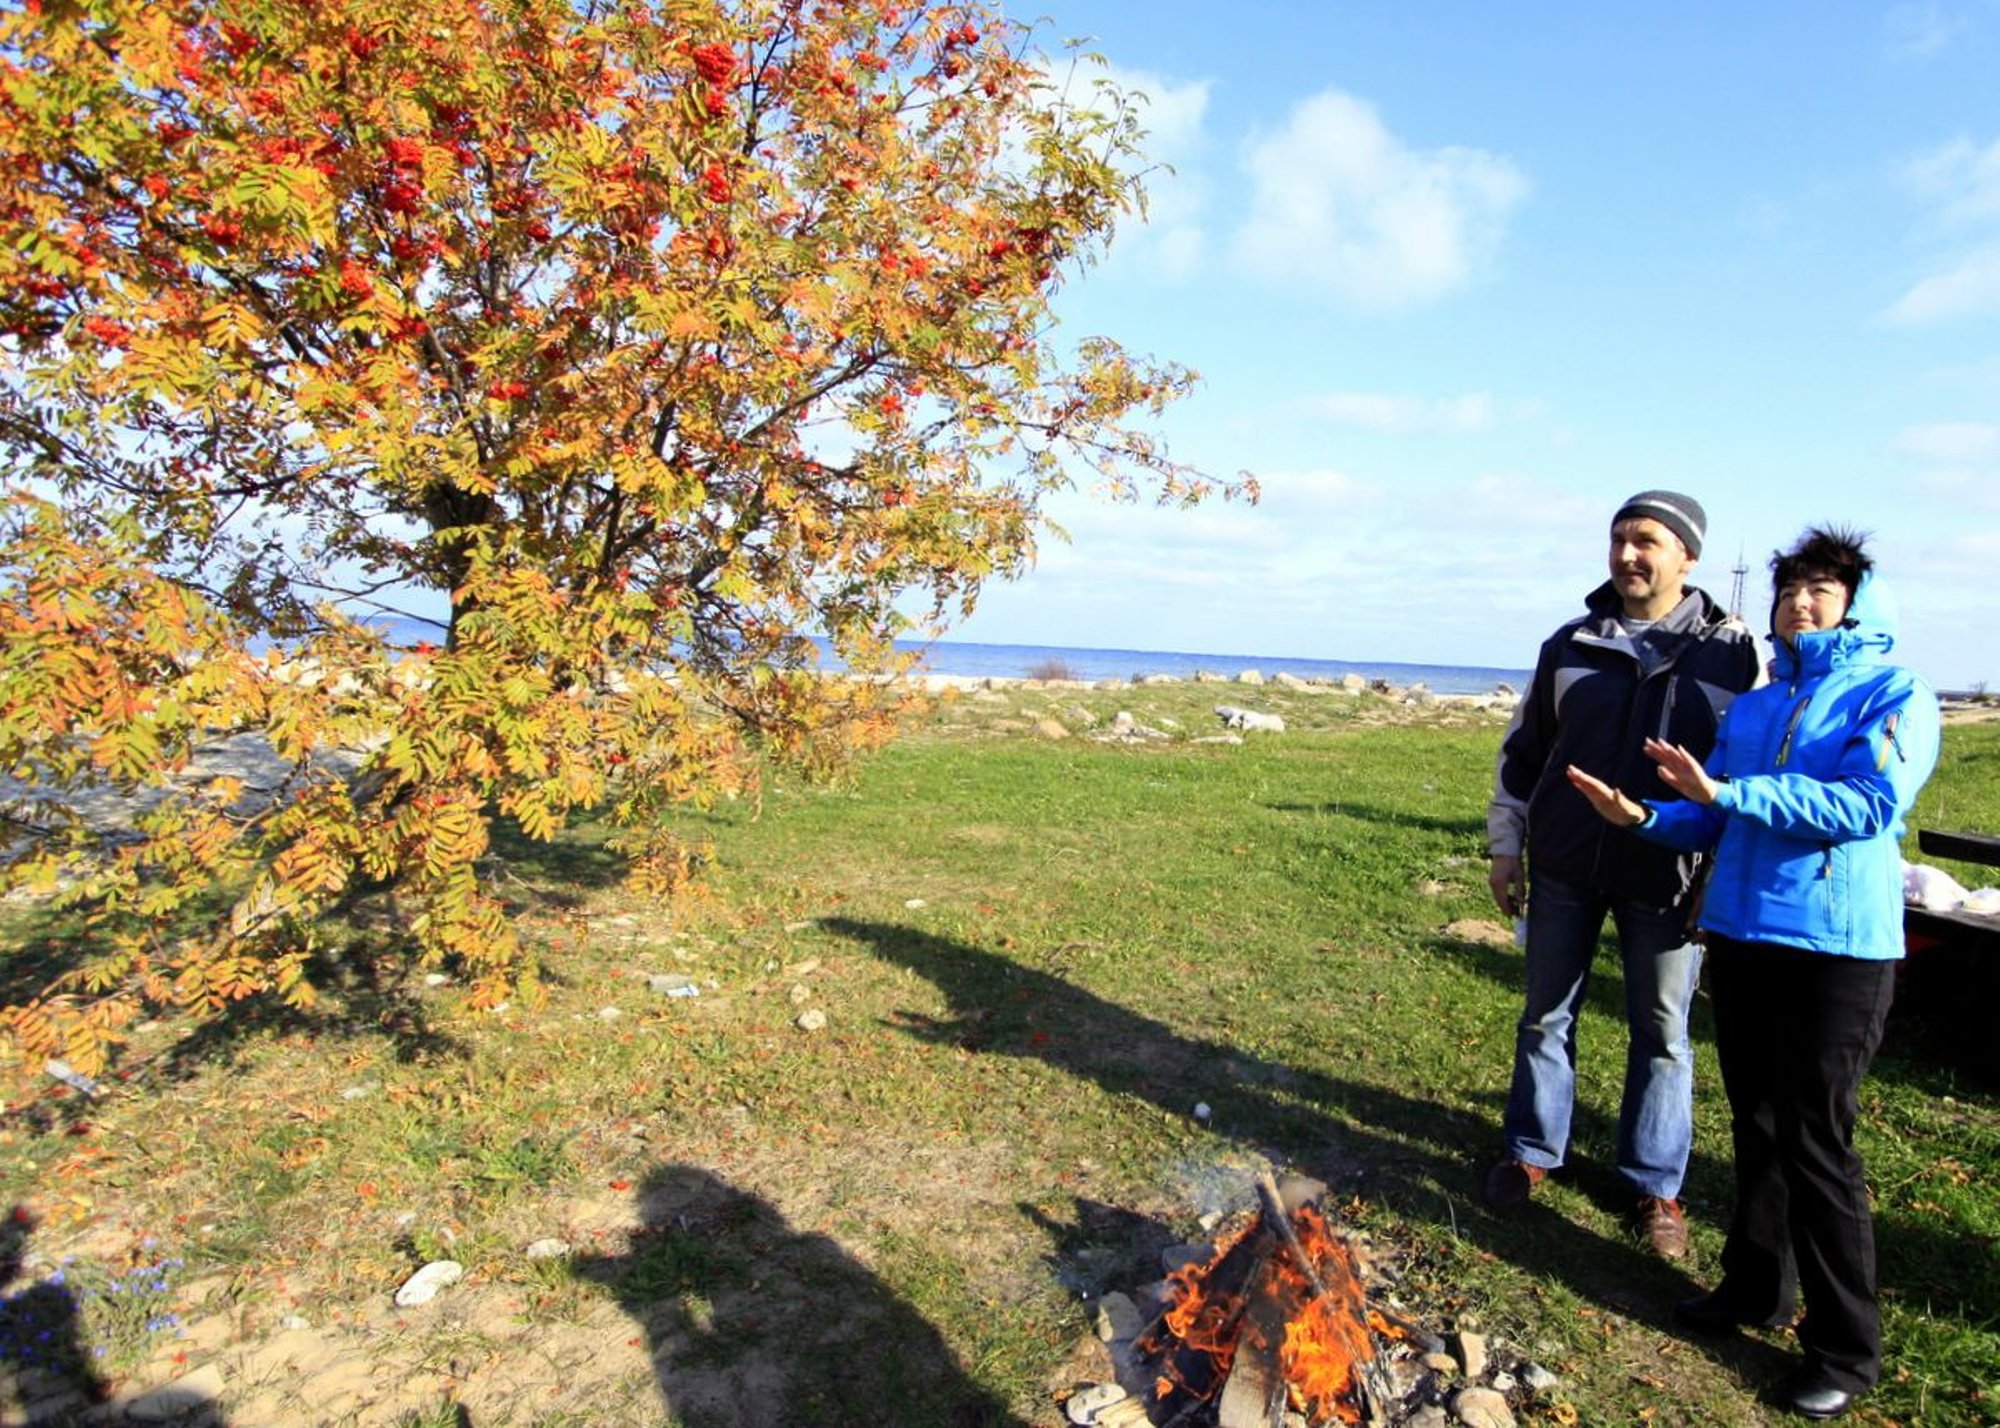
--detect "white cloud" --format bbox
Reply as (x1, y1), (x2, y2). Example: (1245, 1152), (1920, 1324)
(1901, 136), (2000, 225)
(1887, 135), (2000, 324)
(1884, 248), (2000, 324)
(1911, 467), (2000, 512)
(1265, 467), (1378, 514)
(1895, 422), (2000, 516)
(955, 470), (1619, 666)
(1229, 90), (1528, 309)
(1884, 2), (1975, 60)
(1897, 420), (2000, 462)
(1051, 58), (1213, 281)
(1901, 430), (2000, 513)
(1302, 391), (1497, 434)
(1887, 527), (2000, 686)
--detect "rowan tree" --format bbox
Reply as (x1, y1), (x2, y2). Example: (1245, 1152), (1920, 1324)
(0, 0), (1243, 1072)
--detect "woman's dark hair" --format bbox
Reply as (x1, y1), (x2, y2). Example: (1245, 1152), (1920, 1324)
(1770, 524), (1873, 598)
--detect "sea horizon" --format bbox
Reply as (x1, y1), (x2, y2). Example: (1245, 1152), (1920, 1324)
(866, 638), (1529, 696)
(360, 618), (1529, 697)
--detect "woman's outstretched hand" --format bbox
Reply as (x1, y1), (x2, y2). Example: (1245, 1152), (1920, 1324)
(1644, 737), (1720, 805)
(1566, 764), (1647, 827)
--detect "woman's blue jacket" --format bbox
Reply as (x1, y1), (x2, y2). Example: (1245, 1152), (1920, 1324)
(1641, 572), (1941, 959)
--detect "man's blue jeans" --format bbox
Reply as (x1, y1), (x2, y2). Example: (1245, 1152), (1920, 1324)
(1501, 872), (1703, 1200)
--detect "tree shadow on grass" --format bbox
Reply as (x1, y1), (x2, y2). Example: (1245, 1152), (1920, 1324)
(0, 806), (637, 1095)
(144, 970), (473, 1087)
(1264, 799), (1487, 841)
(819, 917), (1813, 1398)
(481, 813), (633, 908)
(576, 1163), (1025, 1428)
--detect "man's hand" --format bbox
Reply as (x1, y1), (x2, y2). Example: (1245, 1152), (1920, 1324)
(1488, 854), (1526, 920)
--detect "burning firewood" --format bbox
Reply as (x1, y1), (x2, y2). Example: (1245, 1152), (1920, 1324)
(1135, 1173), (1437, 1428)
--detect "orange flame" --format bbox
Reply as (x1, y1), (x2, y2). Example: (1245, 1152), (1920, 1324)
(1146, 1202), (1406, 1425)
(1149, 1217), (1255, 1395)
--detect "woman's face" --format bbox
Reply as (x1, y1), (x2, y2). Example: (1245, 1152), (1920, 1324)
(1775, 571), (1850, 639)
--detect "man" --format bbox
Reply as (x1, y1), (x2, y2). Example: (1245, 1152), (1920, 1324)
(1484, 490), (1761, 1258)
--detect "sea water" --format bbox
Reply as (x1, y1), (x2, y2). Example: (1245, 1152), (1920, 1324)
(362, 619), (1527, 697)
(874, 639), (1528, 696)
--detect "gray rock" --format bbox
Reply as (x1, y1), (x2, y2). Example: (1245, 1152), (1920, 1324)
(1213, 705), (1286, 733)
(524, 1238), (571, 1261)
(1064, 1381), (1130, 1424)
(43, 1060), (101, 1097)
(794, 1008), (828, 1032)
(126, 1365), (227, 1422)
(1451, 1385), (1517, 1428)
(1092, 1291), (1142, 1342)
(1099, 710), (1168, 741)
(393, 1260), (464, 1307)
(1451, 1328), (1489, 1379)
(1520, 1362), (1560, 1393)
(1160, 1242), (1210, 1273)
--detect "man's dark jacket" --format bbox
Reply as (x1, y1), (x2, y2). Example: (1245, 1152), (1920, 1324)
(1486, 582), (1762, 908)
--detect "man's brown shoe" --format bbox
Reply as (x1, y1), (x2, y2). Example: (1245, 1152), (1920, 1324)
(1480, 1158), (1546, 1211)
(1636, 1196), (1688, 1260)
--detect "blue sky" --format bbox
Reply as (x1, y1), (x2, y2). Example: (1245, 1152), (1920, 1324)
(943, 0), (2000, 690)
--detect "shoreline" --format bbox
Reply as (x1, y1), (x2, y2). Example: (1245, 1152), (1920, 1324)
(896, 667), (1520, 709)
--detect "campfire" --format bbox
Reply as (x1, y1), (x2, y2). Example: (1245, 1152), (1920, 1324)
(1094, 1172), (1452, 1428)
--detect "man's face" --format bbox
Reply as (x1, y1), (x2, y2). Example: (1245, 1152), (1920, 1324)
(1607, 516), (1695, 616)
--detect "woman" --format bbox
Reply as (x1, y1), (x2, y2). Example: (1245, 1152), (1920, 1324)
(1566, 526), (1939, 1421)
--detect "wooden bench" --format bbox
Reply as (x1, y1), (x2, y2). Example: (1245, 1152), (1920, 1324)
(1900, 828), (2000, 1082)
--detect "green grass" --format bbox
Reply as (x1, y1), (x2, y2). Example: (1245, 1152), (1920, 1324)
(2, 683), (1996, 1426)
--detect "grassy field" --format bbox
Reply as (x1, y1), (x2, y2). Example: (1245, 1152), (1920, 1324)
(2, 681), (1996, 1426)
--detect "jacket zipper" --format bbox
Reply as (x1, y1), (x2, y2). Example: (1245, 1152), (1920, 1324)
(1877, 711), (1904, 770)
(1775, 694), (1812, 767)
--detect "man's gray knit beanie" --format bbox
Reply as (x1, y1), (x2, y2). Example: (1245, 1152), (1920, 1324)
(1613, 490), (1706, 558)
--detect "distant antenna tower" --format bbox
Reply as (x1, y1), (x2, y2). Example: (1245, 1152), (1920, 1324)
(1728, 547), (1748, 619)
